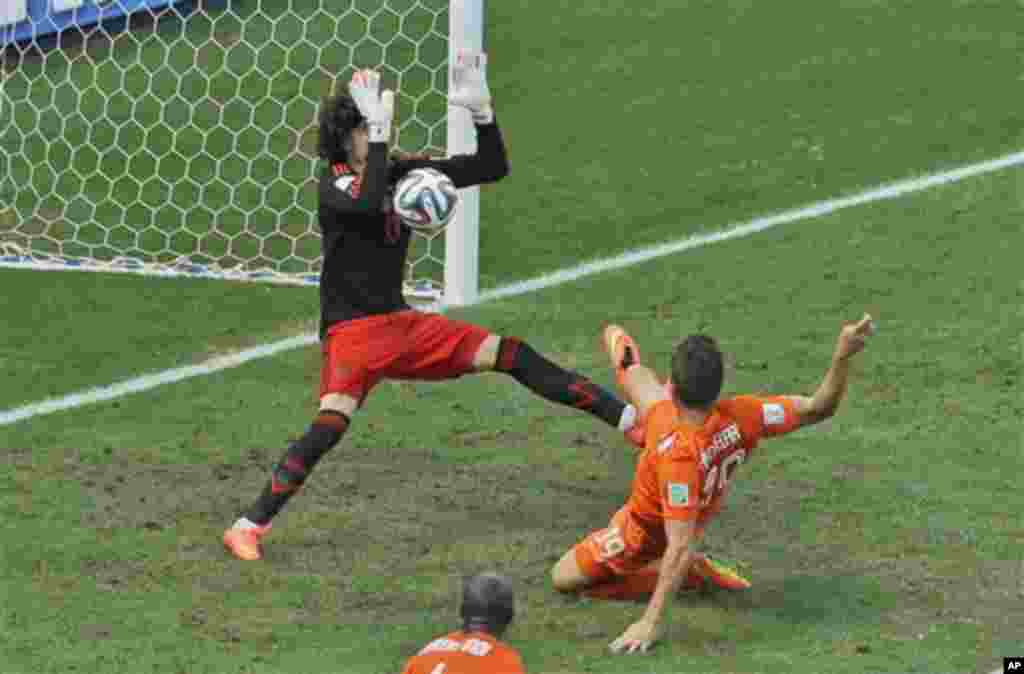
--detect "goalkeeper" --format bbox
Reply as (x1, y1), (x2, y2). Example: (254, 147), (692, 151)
(550, 315), (875, 654)
(223, 52), (643, 561)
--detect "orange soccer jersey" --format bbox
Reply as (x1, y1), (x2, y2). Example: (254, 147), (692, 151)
(400, 631), (525, 674)
(576, 395), (801, 579)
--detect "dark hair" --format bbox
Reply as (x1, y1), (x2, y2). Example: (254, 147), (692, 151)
(460, 573), (515, 637)
(317, 92), (364, 165)
(670, 334), (724, 409)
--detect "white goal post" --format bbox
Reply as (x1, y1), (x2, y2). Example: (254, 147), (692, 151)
(443, 0), (481, 307)
(0, 0), (483, 306)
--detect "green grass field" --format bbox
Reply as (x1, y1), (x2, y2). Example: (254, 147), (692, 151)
(2, 1), (1023, 673)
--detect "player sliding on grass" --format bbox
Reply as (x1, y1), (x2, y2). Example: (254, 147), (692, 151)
(223, 52), (642, 561)
(550, 314), (875, 654)
(399, 573), (524, 674)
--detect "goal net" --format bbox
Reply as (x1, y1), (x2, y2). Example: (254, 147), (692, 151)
(0, 0), (479, 301)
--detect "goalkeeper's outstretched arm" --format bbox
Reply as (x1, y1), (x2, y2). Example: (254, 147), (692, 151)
(422, 48), (509, 187)
(401, 121), (509, 188)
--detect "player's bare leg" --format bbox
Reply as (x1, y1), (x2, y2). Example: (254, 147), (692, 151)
(472, 334), (640, 441)
(550, 546), (593, 593)
(603, 325), (671, 418)
(551, 547), (662, 601)
(223, 393), (358, 561)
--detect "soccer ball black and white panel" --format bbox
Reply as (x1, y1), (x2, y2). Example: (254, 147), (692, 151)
(393, 168), (459, 233)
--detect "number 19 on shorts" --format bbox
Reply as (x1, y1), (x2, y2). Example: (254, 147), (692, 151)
(594, 526), (626, 561)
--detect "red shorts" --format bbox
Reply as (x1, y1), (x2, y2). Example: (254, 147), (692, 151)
(319, 310), (491, 404)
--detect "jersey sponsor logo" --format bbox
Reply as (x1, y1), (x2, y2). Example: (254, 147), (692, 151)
(667, 482), (690, 507)
(763, 402), (786, 426)
(701, 422), (742, 469)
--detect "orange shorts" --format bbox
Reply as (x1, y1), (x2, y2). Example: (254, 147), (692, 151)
(574, 508), (711, 582)
(573, 508), (663, 582)
(319, 310), (491, 404)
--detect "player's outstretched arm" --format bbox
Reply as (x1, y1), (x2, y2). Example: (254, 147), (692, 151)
(609, 519), (696, 654)
(789, 313), (875, 427)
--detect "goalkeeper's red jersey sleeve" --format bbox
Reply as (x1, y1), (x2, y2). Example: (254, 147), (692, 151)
(399, 631), (526, 674)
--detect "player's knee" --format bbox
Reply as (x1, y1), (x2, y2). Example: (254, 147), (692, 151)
(550, 564), (568, 592)
(550, 554), (582, 593)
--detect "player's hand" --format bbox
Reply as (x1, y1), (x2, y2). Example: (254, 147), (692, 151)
(609, 619), (661, 655)
(349, 69), (395, 143)
(449, 49), (493, 124)
(834, 313), (875, 361)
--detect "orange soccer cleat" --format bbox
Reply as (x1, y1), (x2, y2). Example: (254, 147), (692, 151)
(603, 324), (641, 390)
(687, 553), (752, 591)
(223, 521), (272, 561)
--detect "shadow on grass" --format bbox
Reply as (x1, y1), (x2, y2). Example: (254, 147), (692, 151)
(738, 571), (883, 632)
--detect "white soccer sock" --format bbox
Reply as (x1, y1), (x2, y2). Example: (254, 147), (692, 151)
(234, 517), (264, 530)
(618, 404), (638, 432)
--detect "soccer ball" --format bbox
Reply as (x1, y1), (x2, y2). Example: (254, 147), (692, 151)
(393, 168), (459, 232)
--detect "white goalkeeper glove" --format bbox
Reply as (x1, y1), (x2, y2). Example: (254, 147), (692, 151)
(449, 49), (493, 124)
(349, 69), (395, 143)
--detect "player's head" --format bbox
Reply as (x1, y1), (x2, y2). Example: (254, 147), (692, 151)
(460, 572), (515, 637)
(318, 92), (367, 166)
(670, 334), (724, 410)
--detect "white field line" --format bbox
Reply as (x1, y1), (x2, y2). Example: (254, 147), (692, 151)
(2, 149), (1023, 428)
(0, 335), (317, 427)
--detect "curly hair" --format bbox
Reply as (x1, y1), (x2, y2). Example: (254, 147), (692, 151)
(670, 334), (724, 409)
(317, 92), (364, 165)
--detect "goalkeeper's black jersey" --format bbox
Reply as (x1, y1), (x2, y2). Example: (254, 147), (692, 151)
(317, 120), (509, 337)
